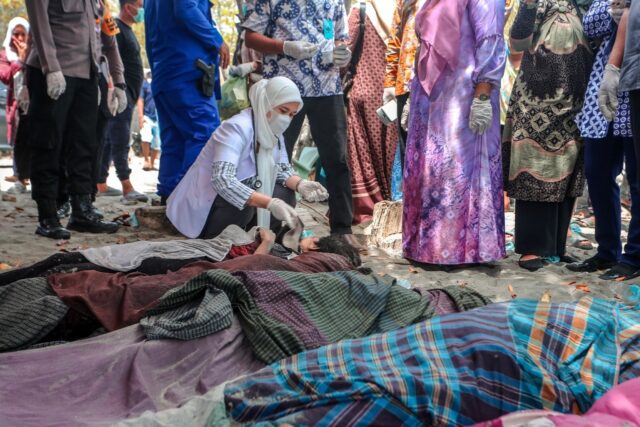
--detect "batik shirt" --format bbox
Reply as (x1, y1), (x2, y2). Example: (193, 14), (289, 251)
(384, 0), (420, 96)
(243, 0), (349, 98)
(577, 0), (632, 139)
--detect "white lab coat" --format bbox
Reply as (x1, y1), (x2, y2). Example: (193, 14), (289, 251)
(167, 109), (289, 238)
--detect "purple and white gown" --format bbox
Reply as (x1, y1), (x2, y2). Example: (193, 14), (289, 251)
(403, 0), (507, 265)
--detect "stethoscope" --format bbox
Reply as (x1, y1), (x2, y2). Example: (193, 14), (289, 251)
(251, 110), (282, 191)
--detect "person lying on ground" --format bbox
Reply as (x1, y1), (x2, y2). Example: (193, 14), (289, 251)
(0, 225), (361, 286)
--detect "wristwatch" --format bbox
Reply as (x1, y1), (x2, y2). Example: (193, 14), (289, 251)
(478, 94), (489, 101)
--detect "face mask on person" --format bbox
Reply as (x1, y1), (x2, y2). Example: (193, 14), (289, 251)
(267, 112), (292, 136)
(133, 7), (144, 23)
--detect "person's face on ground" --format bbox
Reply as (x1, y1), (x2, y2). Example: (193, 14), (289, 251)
(299, 237), (319, 253)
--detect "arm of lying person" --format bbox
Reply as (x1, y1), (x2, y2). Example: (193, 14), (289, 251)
(254, 228), (276, 255)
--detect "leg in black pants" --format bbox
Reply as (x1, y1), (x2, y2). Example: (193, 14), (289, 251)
(396, 92), (409, 170)
(28, 67), (117, 237)
(283, 95), (353, 235)
(13, 115), (31, 181)
(200, 185), (297, 239)
(630, 90), (640, 186)
(515, 198), (575, 258)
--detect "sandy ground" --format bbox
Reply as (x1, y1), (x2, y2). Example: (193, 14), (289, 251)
(1, 152), (635, 305)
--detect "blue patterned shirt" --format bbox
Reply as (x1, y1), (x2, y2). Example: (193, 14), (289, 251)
(577, 0), (633, 139)
(242, 0), (348, 98)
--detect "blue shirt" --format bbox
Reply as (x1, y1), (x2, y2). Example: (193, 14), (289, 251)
(139, 80), (157, 122)
(242, 0), (348, 98)
(620, 0), (640, 92)
(145, 0), (224, 95)
(577, 0), (632, 139)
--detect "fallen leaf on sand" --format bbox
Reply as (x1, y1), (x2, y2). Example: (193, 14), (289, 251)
(377, 272), (386, 277)
(508, 284), (517, 299)
(0, 263), (12, 270)
(540, 290), (551, 303)
(1, 194), (16, 202)
(408, 267), (419, 274)
(561, 281), (577, 286)
(575, 284), (591, 293)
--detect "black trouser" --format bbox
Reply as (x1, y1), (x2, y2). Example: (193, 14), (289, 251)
(200, 185), (297, 239)
(630, 90), (640, 186)
(396, 92), (409, 170)
(27, 67), (98, 203)
(13, 114), (30, 180)
(283, 95), (353, 234)
(514, 198), (575, 257)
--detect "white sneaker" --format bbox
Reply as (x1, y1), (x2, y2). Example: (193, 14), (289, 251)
(6, 181), (27, 194)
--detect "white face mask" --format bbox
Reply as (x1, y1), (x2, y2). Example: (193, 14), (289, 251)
(267, 112), (292, 136)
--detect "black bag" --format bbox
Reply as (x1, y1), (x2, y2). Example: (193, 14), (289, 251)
(342, 1), (366, 101)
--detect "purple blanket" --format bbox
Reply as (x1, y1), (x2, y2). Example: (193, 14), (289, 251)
(0, 317), (265, 427)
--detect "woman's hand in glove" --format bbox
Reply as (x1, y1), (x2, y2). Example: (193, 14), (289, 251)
(469, 97), (493, 134)
(267, 198), (299, 229)
(599, 64), (620, 122)
(297, 180), (329, 202)
(401, 98), (411, 132)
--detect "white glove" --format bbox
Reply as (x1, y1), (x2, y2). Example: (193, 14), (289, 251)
(283, 41), (319, 60)
(469, 97), (493, 134)
(333, 44), (352, 68)
(267, 198), (299, 229)
(114, 87), (128, 114)
(17, 85), (29, 114)
(46, 71), (66, 100)
(297, 180), (329, 202)
(401, 98), (411, 132)
(383, 87), (396, 104)
(107, 87), (118, 116)
(229, 62), (256, 77)
(599, 64), (620, 122)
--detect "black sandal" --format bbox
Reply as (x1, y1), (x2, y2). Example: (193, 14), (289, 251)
(518, 257), (546, 272)
(599, 262), (640, 281)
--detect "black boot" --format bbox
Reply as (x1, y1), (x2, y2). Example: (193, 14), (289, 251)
(67, 194), (119, 234)
(56, 201), (71, 219)
(36, 199), (71, 240)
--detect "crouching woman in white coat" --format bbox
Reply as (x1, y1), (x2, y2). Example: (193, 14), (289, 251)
(167, 77), (329, 239)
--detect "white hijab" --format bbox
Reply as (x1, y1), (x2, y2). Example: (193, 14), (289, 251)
(248, 76), (303, 227)
(3, 17), (29, 63)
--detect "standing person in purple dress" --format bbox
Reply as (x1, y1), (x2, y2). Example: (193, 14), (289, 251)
(402, 0), (507, 265)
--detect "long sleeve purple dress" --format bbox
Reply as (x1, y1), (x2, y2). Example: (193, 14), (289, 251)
(403, 0), (507, 265)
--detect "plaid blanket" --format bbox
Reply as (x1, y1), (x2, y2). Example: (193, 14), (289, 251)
(141, 270), (489, 364)
(223, 297), (640, 426)
(0, 278), (69, 352)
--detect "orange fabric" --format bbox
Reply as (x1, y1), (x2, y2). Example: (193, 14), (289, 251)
(383, 0), (419, 96)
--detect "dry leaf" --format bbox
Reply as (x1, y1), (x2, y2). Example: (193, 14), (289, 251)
(1, 194), (16, 202)
(508, 284), (517, 299)
(0, 262), (12, 270)
(575, 284), (591, 293)
(540, 290), (551, 303)
(377, 272), (386, 277)
(561, 281), (577, 286)
(408, 267), (419, 274)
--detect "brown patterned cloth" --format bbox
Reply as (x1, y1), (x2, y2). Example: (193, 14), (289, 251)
(48, 252), (355, 332)
(347, 9), (399, 224)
